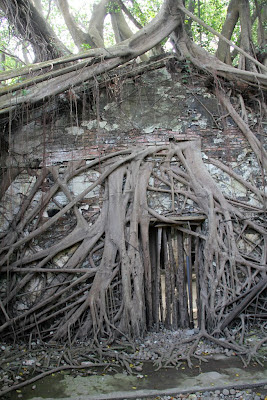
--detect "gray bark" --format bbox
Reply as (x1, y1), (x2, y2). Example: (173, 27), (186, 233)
(216, 0), (239, 64)
(0, 0), (70, 61)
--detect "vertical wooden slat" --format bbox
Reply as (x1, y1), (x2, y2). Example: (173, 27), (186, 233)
(142, 222), (153, 330)
(194, 226), (201, 328)
(157, 227), (162, 329)
(163, 228), (171, 328)
(149, 227), (157, 328)
(149, 223), (203, 332)
(168, 228), (178, 330)
(177, 230), (189, 328)
(187, 234), (194, 328)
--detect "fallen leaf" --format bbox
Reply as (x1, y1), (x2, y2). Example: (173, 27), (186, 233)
(132, 386), (137, 390)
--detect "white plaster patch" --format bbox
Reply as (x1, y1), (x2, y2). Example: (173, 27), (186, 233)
(203, 93), (212, 98)
(103, 102), (116, 111)
(172, 123), (182, 131)
(242, 169), (251, 180)
(68, 174), (100, 199)
(214, 138), (224, 144)
(99, 121), (107, 128)
(17, 303), (29, 311)
(0, 174), (37, 232)
(83, 120), (98, 129)
(149, 176), (154, 185)
(84, 119), (119, 131)
(54, 192), (68, 205)
(105, 123), (119, 131)
(65, 126), (84, 135)
(198, 118), (208, 128)
(205, 164), (252, 199)
(161, 68), (172, 79)
(81, 120), (89, 127)
(143, 126), (157, 134)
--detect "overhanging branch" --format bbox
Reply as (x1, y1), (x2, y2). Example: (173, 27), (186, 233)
(0, 0), (182, 112)
(177, 2), (267, 73)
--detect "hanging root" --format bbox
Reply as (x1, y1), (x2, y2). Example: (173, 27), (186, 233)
(0, 142), (266, 358)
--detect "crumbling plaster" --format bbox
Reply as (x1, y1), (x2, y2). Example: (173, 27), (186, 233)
(0, 64), (264, 230)
(1, 63), (265, 318)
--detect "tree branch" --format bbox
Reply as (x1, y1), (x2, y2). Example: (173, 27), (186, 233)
(220, 276), (267, 331)
(216, 0), (239, 64)
(0, 0), (70, 61)
(0, 48), (26, 66)
(0, 0), (182, 110)
(56, 0), (92, 50)
(117, 0), (143, 29)
(217, 91), (267, 172)
(178, 2), (267, 72)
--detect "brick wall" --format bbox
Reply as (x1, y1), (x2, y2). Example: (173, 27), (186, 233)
(1, 61), (264, 204)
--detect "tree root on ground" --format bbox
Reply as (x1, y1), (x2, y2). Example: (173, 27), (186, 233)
(0, 143), (266, 369)
(0, 327), (266, 398)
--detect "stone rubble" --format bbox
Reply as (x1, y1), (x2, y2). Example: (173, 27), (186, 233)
(129, 328), (235, 362)
(133, 386), (267, 400)
(129, 327), (267, 400)
(0, 326), (266, 399)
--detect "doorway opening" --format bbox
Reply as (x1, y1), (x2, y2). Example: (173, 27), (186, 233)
(148, 219), (205, 331)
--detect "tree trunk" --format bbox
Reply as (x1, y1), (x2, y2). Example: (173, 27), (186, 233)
(238, 0), (257, 71)
(0, 0), (70, 61)
(216, 0), (239, 64)
(56, 0), (92, 51)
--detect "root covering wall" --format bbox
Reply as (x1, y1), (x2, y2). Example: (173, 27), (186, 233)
(0, 60), (266, 342)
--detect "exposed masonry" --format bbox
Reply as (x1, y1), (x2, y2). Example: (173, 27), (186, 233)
(0, 63), (264, 243)
(0, 65), (265, 344)
(4, 67), (256, 167)
(1, 66), (262, 223)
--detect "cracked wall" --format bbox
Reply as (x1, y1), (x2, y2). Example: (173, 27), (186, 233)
(0, 61), (265, 229)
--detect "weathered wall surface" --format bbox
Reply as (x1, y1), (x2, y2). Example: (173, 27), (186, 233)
(0, 60), (264, 230)
(3, 62), (258, 164)
(0, 60), (265, 335)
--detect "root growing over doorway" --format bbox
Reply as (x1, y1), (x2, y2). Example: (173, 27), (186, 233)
(0, 140), (266, 357)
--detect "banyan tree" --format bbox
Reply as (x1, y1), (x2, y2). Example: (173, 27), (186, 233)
(0, 0), (266, 358)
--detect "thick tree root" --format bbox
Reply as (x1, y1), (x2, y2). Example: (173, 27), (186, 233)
(0, 142), (266, 349)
